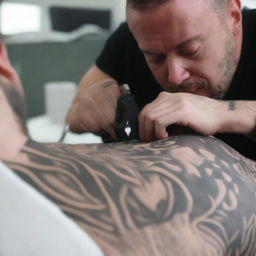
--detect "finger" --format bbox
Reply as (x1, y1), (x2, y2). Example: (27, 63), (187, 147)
(139, 102), (158, 141)
(79, 102), (110, 132)
(102, 100), (117, 124)
(139, 114), (155, 141)
(105, 125), (117, 139)
(138, 92), (181, 141)
(154, 116), (172, 140)
(142, 101), (181, 140)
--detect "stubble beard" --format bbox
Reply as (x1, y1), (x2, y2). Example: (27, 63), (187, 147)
(214, 34), (238, 99)
(166, 34), (238, 99)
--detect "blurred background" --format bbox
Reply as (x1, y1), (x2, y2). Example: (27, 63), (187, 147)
(3, 0), (125, 118)
(1, 0), (255, 143)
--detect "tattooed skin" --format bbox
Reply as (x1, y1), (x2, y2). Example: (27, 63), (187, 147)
(4, 135), (256, 256)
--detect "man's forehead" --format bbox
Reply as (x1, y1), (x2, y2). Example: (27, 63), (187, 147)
(127, 0), (213, 9)
(128, 2), (210, 34)
(127, 0), (169, 10)
(128, 1), (216, 55)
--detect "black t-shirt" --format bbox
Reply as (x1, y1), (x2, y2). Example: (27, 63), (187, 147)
(96, 23), (162, 109)
(215, 8), (256, 160)
(96, 10), (256, 160)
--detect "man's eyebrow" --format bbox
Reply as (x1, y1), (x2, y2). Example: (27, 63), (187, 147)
(140, 48), (157, 55)
(140, 35), (203, 55)
(141, 49), (162, 55)
(177, 35), (203, 48)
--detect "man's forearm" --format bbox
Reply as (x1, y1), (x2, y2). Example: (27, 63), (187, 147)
(226, 100), (256, 138)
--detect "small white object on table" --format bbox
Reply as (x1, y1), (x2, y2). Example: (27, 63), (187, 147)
(27, 115), (102, 144)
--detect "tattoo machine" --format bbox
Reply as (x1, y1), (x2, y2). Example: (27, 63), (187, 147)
(114, 84), (140, 141)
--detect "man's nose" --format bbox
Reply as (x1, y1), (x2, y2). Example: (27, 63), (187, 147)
(167, 58), (190, 85)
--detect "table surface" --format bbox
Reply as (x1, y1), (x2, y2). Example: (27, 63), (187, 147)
(27, 115), (102, 144)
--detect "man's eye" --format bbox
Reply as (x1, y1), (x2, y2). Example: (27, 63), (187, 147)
(147, 55), (165, 64)
(180, 47), (200, 57)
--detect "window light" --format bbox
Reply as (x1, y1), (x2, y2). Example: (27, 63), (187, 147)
(0, 2), (41, 35)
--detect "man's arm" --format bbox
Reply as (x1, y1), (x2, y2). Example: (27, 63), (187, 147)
(5, 136), (256, 255)
(139, 92), (256, 142)
(66, 65), (121, 137)
(66, 23), (133, 138)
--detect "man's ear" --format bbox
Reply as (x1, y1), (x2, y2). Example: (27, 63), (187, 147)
(227, 0), (242, 36)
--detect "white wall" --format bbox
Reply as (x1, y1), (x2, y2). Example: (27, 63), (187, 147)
(242, 0), (256, 8)
(2, 0), (256, 40)
(3, 0), (256, 32)
(4, 0), (126, 31)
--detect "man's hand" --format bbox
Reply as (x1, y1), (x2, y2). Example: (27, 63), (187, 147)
(66, 79), (121, 138)
(139, 92), (256, 142)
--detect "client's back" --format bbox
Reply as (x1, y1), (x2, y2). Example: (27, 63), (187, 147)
(5, 135), (256, 256)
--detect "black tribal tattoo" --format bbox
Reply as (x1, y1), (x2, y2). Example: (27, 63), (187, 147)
(5, 135), (256, 256)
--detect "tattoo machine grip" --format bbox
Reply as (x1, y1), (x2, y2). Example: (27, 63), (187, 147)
(114, 85), (140, 141)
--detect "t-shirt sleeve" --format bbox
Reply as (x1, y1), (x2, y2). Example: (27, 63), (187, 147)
(95, 22), (131, 83)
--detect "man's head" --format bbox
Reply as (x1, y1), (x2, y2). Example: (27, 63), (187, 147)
(126, 0), (242, 99)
